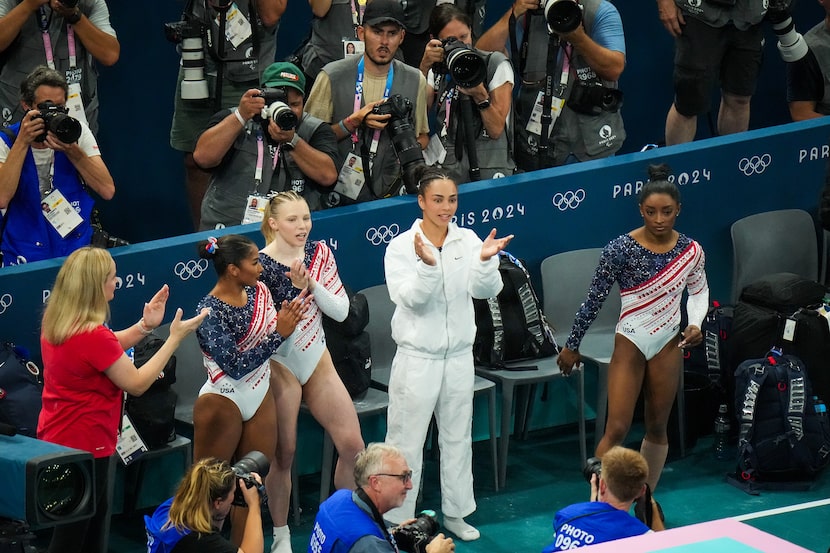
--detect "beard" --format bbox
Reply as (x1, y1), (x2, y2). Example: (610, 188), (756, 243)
(365, 47), (393, 67)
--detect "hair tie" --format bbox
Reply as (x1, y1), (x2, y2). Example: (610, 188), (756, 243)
(205, 236), (218, 254)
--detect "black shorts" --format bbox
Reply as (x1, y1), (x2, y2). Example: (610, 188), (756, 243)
(672, 16), (763, 116)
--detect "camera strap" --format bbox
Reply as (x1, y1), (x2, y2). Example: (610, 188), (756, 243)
(538, 36), (564, 155)
(355, 487), (400, 552)
(38, 7), (79, 71)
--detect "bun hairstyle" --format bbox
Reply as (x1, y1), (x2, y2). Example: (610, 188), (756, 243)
(412, 165), (455, 196)
(638, 163), (681, 205)
(197, 234), (257, 276)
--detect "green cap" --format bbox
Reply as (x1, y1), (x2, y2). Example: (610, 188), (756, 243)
(261, 62), (306, 95)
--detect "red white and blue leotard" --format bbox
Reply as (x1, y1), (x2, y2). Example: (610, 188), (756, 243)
(565, 233), (709, 359)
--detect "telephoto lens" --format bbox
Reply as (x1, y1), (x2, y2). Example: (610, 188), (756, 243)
(231, 451), (269, 506)
(544, 0), (582, 34)
(393, 510), (440, 553)
(581, 456), (602, 482)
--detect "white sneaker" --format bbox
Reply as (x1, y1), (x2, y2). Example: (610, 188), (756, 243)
(270, 525), (293, 553)
(443, 516), (480, 541)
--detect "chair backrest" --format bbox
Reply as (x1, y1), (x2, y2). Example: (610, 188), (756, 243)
(357, 284), (397, 387)
(730, 209), (819, 304)
(540, 248), (621, 343)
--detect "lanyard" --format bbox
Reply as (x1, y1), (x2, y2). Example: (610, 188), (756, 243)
(38, 7), (78, 70)
(254, 129), (264, 186)
(354, 56), (394, 156)
(349, 0), (367, 31)
(435, 74), (458, 132)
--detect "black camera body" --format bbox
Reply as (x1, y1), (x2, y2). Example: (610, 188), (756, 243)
(163, 18), (204, 44)
(567, 82), (623, 115)
(434, 37), (487, 89)
(60, 0), (79, 9)
(255, 88), (298, 131)
(231, 451), (269, 507)
(393, 510), (439, 553)
(371, 94), (425, 193)
(34, 101), (81, 144)
(582, 456), (602, 482)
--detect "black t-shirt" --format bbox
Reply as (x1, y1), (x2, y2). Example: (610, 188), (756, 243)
(172, 532), (238, 553)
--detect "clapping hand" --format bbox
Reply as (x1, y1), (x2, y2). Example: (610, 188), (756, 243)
(414, 233), (436, 266)
(276, 288), (313, 337)
(141, 284), (170, 330)
(480, 228), (513, 261)
(286, 258), (311, 290)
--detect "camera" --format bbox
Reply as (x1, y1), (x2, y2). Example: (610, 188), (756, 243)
(533, 0), (582, 35)
(393, 510), (439, 553)
(567, 82), (623, 115)
(60, 0), (79, 9)
(434, 37), (487, 89)
(255, 88), (298, 131)
(582, 456), (602, 482)
(767, 0), (808, 63)
(34, 101), (81, 144)
(231, 451), (269, 507)
(372, 94), (426, 193)
(164, 18), (209, 100)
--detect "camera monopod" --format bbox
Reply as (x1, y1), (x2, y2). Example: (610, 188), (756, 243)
(458, 95), (481, 182)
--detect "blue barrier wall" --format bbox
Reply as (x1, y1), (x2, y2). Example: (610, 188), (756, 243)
(3, 118), (829, 361)
(92, 1), (824, 243)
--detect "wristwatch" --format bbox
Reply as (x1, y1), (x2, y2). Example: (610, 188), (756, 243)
(476, 98), (491, 111)
(283, 133), (300, 150)
(65, 7), (82, 25)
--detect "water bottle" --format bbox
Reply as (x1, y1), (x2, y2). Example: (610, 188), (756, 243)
(813, 396), (827, 417)
(713, 403), (731, 460)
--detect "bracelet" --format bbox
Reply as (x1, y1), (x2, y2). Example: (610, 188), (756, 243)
(137, 318), (153, 336)
(345, 115), (356, 129)
(233, 108), (246, 127)
(338, 119), (351, 134)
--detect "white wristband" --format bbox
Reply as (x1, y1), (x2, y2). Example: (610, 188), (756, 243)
(233, 108), (246, 127)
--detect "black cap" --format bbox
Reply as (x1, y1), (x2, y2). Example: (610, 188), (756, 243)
(362, 0), (406, 29)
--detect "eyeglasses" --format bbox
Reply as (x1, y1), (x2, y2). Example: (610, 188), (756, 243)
(373, 470), (413, 484)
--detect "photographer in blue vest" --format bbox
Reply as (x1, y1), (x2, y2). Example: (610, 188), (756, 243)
(419, 4), (515, 183)
(194, 61), (339, 229)
(658, 0), (767, 144)
(303, 0), (429, 208)
(477, 0), (625, 172)
(543, 446), (663, 552)
(0, 65), (114, 266)
(308, 443), (455, 553)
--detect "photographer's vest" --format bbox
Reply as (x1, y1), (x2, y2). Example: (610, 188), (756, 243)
(0, 125), (93, 266)
(673, 0), (767, 30)
(309, 490), (387, 553)
(803, 22), (830, 116)
(303, 0), (359, 81)
(0, 0), (101, 131)
(328, 57), (422, 200)
(513, 0), (624, 170)
(434, 49), (515, 183)
(200, 113), (328, 229)
(191, 0), (277, 83)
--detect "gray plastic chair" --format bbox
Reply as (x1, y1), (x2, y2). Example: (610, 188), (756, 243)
(541, 248), (686, 457)
(731, 209), (819, 304)
(358, 284), (500, 491)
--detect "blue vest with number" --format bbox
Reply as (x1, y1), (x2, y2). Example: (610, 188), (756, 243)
(308, 489), (387, 553)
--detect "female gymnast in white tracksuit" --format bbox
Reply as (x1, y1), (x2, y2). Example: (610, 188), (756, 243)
(383, 166), (513, 541)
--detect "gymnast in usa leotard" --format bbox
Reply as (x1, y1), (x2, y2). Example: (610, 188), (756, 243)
(558, 164), (709, 497)
(258, 192), (364, 553)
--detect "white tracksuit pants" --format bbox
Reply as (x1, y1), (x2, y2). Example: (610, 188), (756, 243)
(384, 349), (476, 522)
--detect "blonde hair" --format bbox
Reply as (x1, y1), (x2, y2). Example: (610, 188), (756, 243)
(354, 443), (405, 488)
(260, 191), (307, 244)
(42, 247), (112, 345)
(166, 457), (236, 534)
(601, 446), (649, 502)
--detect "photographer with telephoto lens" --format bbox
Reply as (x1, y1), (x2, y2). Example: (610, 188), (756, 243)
(542, 447), (663, 552)
(785, 0), (830, 121)
(477, 0), (626, 171)
(304, 0), (429, 208)
(194, 62), (339, 228)
(0, 66), (114, 266)
(419, 4), (515, 184)
(145, 456), (266, 553)
(308, 443), (456, 553)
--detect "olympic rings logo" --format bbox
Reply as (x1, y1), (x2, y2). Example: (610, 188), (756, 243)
(738, 154), (772, 176)
(365, 224), (400, 246)
(0, 293), (12, 315)
(174, 259), (209, 281)
(552, 189), (586, 211)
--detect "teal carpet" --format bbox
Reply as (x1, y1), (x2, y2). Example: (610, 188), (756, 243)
(43, 424), (830, 552)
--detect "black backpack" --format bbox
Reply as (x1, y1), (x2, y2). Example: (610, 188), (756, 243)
(322, 288), (372, 399)
(729, 352), (830, 494)
(473, 252), (558, 367)
(0, 343), (42, 438)
(125, 335), (178, 449)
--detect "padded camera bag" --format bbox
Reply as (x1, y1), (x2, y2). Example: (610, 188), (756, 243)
(125, 334), (177, 449)
(0, 343), (41, 437)
(322, 287), (372, 398)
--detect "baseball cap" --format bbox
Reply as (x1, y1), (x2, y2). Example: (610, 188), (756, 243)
(362, 0), (406, 29)
(261, 62), (306, 95)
